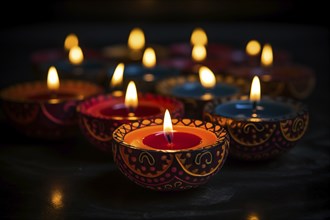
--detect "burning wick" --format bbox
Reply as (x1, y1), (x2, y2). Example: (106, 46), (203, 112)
(165, 133), (173, 145)
(47, 66), (60, 99)
(163, 109), (173, 145)
(250, 76), (261, 118)
(252, 101), (257, 117)
(125, 81), (138, 116)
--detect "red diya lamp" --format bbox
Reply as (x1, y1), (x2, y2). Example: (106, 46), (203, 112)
(156, 66), (242, 119)
(77, 80), (184, 152)
(160, 27), (235, 74)
(112, 109), (229, 191)
(203, 76), (309, 161)
(102, 27), (168, 64)
(226, 43), (316, 100)
(31, 33), (103, 79)
(0, 66), (104, 139)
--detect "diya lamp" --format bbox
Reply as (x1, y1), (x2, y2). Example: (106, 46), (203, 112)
(231, 39), (292, 67)
(107, 47), (180, 93)
(31, 33), (103, 80)
(30, 33), (79, 72)
(112, 109), (229, 191)
(226, 43), (316, 100)
(108, 62), (125, 97)
(102, 27), (168, 64)
(0, 66), (104, 139)
(203, 76), (309, 161)
(156, 66), (241, 119)
(38, 44), (108, 86)
(161, 27), (235, 74)
(77, 80), (184, 152)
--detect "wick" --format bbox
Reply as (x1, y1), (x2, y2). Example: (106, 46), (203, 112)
(252, 101), (258, 118)
(73, 66), (84, 76)
(50, 90), (58, 99)
(127, 107), (136, 117)
(165, 132), (173, 145)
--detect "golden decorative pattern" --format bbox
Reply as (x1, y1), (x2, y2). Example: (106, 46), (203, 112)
(280, 114), (309, 141)
(138, 152), (155, 166)
(176, 142), (228, 177)
(2, 102), (39, 125)
(227, 121), (276, 146)
(41, 104), (75, 125)
(82, 117), (112, 142)
(288, 76), (316, 99)
(119, 147), (174, 178)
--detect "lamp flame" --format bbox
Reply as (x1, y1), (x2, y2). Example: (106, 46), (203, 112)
(51, 189), (63, 209)
(110, 63), (124, 87)
(142, 47), (156, 68)
(250, 76), (261, 102)
(69, 45), (84, 65)
(192, 44), (207, 62)
(128, 27), (145, 50)
(199, 66), (216, 89)
(261, 43), (273, 67)
(125, 81), (138, 111)
(163, 109), (173, 144)
(47, 66), (60, 91)
(246, 40), (261, 56)
(64, 33), (79, 51)
(190, 27), (208, 45)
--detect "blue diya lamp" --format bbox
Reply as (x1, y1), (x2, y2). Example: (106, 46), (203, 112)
(107, 47), (180, 93)
(203, 76), (309, 160)
(38, 45), (107, 86)
(156, 66), (243, 119)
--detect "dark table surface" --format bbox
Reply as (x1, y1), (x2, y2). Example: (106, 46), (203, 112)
(0, 22), (329, 220)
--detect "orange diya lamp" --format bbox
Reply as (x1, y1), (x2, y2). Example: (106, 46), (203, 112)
(227, 43), (316, 100)
(0, 66), (103, 139)
(112, 109), (229, 191)
(77, 76), (184, 152)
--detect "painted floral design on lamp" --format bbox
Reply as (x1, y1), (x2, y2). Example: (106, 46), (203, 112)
(0, 66), (103, 139)
(112, 109), (229, 191)
(203, 76), (309, 160)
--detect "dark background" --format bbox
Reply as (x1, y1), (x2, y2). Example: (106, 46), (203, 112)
(0, 1), (329, 220)
(1, 0), (328, 29)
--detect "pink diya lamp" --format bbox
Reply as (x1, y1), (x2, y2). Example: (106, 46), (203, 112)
(161, 27), (235, 74)
(0, 66), (103, 139)
(112, 109), (229, 191)
(226, 43), (316, 100)
(232, 39), (292, 67)
(102, 27), (168, 64)
(77, 75), (184, 152)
